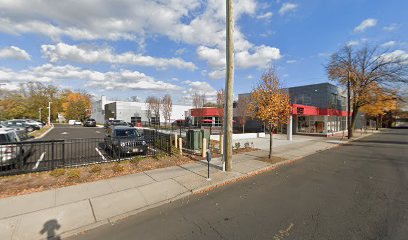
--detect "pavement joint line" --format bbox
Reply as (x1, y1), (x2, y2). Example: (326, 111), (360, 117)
(88, 199), (97, 223)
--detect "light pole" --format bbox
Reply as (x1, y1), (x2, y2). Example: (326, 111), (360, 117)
(39, 108), (42, 121)
(48, 102), (53, 126)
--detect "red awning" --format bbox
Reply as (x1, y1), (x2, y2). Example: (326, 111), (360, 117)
(201, 119), (214, 123)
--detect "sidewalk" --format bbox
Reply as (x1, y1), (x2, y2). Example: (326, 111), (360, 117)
(0, 130), (377, 240)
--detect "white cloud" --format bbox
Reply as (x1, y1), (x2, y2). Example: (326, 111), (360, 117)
(257, 12), (273, 19)
(182, 80), (218, 102)
(380, 50), (408, 64)
(235, 45), (281, 68)
(347, 40), (360, 47)
(0, 46), (31, 60)
(0, 64), (181, 91)
(208, 69), (226, 80)
(41, 42), (196, 70)
(383, 23), (399, 32)
(197, 46), (226, 68)
(286, 59), (297, 64)
(381, 41), (396, 48)
(279, 3), (298, 15)
(354, 18), (377, 32)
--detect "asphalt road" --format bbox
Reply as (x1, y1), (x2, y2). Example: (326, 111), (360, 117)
(41, 124), (105, 140)
(69, 129), (408, 240)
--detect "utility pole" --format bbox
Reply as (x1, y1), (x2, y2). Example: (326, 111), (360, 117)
(347, 70), (351, 139)
(223, 0), (235, 172)
(48, 102), (53, 126)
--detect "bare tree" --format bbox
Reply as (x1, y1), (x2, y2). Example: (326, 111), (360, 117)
(216, 88), (225, 108)
(151, 96), (161, 125)
(236, 95), (251, 133)
(192, 92), (205, 108)
(161, 94), (173, 126)
(326, 44), (408, 137)
(145, 96), (155, 126)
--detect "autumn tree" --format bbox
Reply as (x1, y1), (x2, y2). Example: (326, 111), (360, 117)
(360, 83), (399, 130)
(161, 94), (173, 126)
(249, 67), (292, 159)
(62, 91), (92, 121)
(236, 95), (251, 133)
(216, 89), (225, 108)
(326, 44), (408, 137)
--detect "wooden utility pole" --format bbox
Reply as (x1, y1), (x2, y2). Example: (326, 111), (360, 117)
(223, 0), (234, 172)
(347, 70), (351, 139)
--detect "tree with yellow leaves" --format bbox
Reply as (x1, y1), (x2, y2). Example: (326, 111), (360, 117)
(249, 67), (292, 159)
(360, 84), (398, 130)
(62, 91), (92, 121)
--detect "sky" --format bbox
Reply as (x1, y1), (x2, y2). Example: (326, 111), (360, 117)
(0, 0), (407, 105)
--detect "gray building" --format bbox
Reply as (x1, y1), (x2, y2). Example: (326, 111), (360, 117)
(236, 82), (365, 135)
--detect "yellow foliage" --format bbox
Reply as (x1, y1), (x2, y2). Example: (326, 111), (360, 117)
(360, 83), (398, 116)
(249, 68), (292, 128)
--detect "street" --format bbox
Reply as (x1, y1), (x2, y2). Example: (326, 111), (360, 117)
(41, 124), (105, 140)
(69, 129), (408, 240)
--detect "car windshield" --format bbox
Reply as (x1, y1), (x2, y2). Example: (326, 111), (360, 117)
(115, 129), (140, 137)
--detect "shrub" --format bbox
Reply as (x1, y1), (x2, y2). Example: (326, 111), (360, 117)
(234, 142), (241, 149)
(89, 165), (102, 174)
(112, 163), (125, 173)
(130, 156), (143, 165)
(49, 168), (65, 177)
(66, 169), (81, 180)
(244, 142), (250, 148)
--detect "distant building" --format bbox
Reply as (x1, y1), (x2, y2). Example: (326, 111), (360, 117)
(91, 96), (190, 125)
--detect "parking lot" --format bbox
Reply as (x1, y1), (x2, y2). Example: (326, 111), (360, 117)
(41, 124), (105, 140)
(1, 124), (171, 175)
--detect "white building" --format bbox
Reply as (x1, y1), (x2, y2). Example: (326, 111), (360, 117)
(91, 96), (114, 124)
(91, 96), (190, 124)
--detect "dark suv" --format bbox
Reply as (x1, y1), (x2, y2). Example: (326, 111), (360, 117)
(83, 118), (97, 127)
(104, 126), (147, 156)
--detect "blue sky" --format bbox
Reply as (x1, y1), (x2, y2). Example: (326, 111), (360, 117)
(0, 0), (407, 104)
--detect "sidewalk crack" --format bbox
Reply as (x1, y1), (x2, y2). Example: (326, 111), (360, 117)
(88, 199), (97, 223)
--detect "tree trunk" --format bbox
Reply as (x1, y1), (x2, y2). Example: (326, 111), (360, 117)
(269, 124), (273, 159)
(350, 106), (360, 138)
(375, 114), (380, 130)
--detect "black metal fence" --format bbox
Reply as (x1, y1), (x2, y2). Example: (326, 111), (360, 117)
(0, 132), (172, 176)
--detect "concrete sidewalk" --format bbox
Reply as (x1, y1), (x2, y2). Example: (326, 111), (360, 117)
(0, 131), (377, 240)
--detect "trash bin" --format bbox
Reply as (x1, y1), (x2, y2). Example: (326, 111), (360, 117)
(187, 129), (202, 150)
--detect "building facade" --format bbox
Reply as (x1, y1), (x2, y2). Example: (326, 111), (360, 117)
(91, 96), (190, 125)
(235, 83), (364, 135)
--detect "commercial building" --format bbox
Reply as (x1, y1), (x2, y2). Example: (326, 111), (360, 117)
(235, 82), (364, 136)
(91, 96), (190, 125)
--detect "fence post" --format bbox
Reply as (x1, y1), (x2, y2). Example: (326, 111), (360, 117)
(174, 134), (178, 148)
(62, 141), (65, 167)
(51, 142), (55, 170)
(202, 138), (207, 158)
(178, 138), (183, 156)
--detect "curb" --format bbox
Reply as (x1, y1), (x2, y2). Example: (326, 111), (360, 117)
(34, 124), (54, 139)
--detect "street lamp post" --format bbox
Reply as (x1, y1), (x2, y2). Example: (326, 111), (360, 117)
(48, 102), (53, 126)
(39, 108), (42, 121)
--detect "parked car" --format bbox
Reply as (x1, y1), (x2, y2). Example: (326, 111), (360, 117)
(104, 119), (128, 128)
(0, 128), (33, 167)
(13, 119), (43, 130)
(104, 126), (147, 156)
(83, 118), (97, 127)
(68, 120), (82, 125)
(2, 121), (34, 132)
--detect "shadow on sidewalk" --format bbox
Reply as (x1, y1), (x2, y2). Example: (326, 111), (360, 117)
(40, 219), (61, 240)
